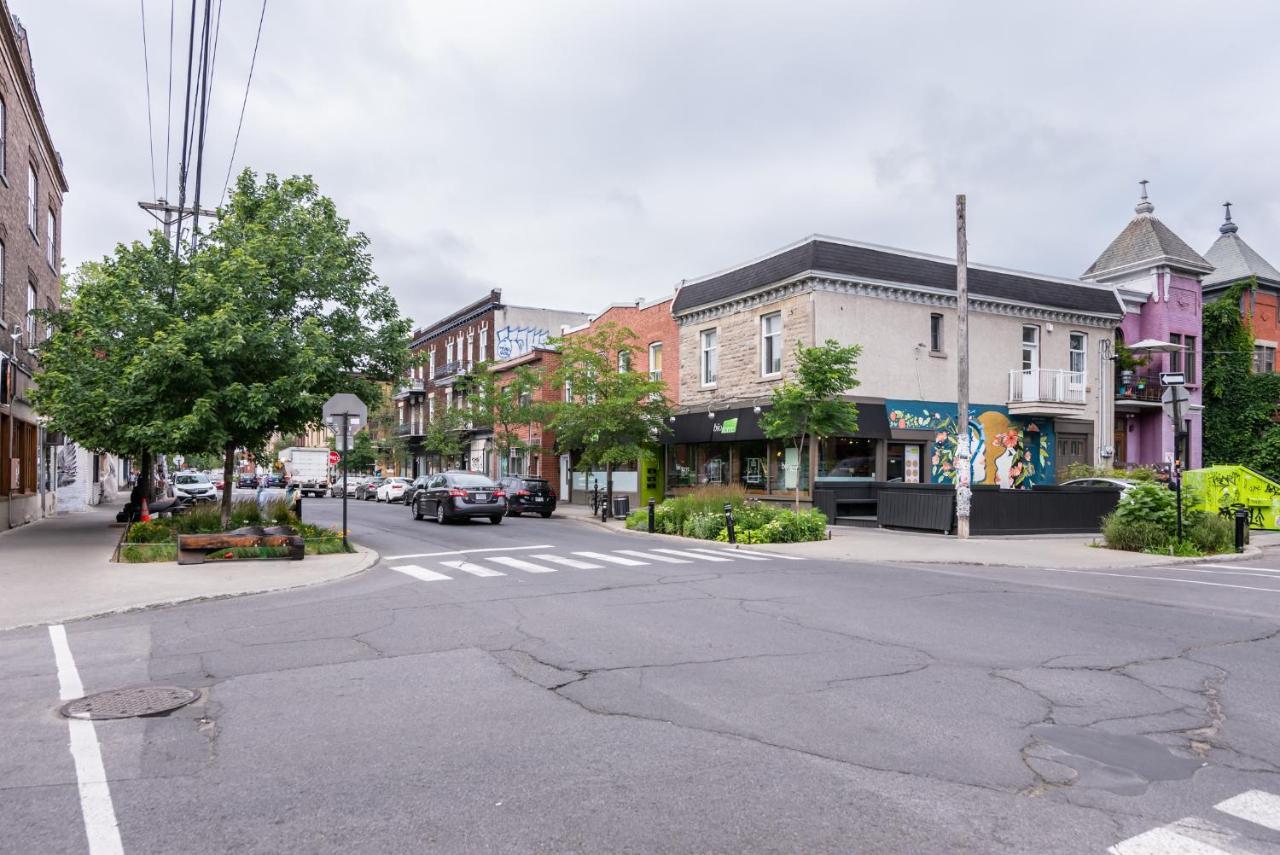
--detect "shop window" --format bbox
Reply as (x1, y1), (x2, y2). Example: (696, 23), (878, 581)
(887, 443), (923, 483)
(819, 437), (876, 481)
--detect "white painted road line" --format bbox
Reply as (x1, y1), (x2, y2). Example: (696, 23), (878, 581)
(531, 554), (603, 569)
(1198, 564), (1280, 575)
(1169, 566), (1280, 582)
(1215, 789), (1280, 831)
(728, 547), (805, 561)
(390, 564), (453, 582)
(385, 544), (555, 560)
(687, 547), (769, 561)
(1040, 567), (1280, 594)
(439, 559), (505, 578)
(573, 551), (648, 566)
(486, 556), (559, 574)
(615, 549), (691, 564)
(652, 548), (732, 562)
(1108, 821), (1236, 854)
(48, 625), (126, 855)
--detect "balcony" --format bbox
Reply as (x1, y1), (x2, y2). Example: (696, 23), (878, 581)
(393, 378), (425, 400)
(397, 423), (425, 438)
(1007, 368), (1087, 417)
(1114, 369), (1163, 411)
(434, 361), (468, 381)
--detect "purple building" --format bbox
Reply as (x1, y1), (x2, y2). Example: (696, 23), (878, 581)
(1082, 183), (1212, 470)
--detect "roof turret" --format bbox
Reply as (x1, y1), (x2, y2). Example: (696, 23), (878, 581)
(1082, 181), (1213, 282)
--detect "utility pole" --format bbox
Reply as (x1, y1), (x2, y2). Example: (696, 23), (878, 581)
(138, 199), (218, 248)
(955, 194), (972, 539)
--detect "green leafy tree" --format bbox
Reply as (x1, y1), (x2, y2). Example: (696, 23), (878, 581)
(1203, 279), (1280, 478)
(330, 430), (377, 473)
(457, 362), (546, 476)
(760, 339), (862, 511)
(422, 406), (468, 470)
(548, 322), (671, 504)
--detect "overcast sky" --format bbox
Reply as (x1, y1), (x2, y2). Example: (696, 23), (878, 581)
(16, 1), (1280, 330)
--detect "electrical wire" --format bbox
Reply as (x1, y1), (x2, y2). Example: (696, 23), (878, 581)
(190, 0), (214, 248)
(139, 0), (157, 200)
(172, 0), (198, 270)
(221, 0), (267, 206)
(163, 0), (175, 202)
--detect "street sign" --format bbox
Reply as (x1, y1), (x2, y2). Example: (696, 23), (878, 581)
(1162, 384), (1190, 422)
(1160, 372), (1186, 387)
(328, 450), (340, 466)
(322, 393), (368, 552)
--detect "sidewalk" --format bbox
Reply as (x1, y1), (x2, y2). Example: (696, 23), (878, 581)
(555, 502), (1273, 569)
(0, 503), (378, 631)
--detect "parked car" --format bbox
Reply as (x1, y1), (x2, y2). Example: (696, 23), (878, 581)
(356, 477), (384, 501)
(173, 471), (218, 503)
(497, 476), (557, 517)
(237, 473), (259, 489)
(376, 477), (413, 503)
(404, 475), (431, 506)
(265, 473), (285, 488)
(1059, 477), (1136, 494)
(412, 471), (506, 524)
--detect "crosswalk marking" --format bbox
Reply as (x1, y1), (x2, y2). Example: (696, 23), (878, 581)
(687, 547), (769, 561)
(530, 554), (602, 569)
(1215, 790), (1280, 832)
(390, 564), (453, 582)
(386, 544), (555, 560)
(573, 551), (649, 566)
(440, 559), (505, 577)
(652, 548), (732, 562)
(1108, 821), (1235, 855)
(615, 549), (691, 564)
(486, 556), (558, 574)
(729, 547), (806, 561)
(1198, 564), (1280, 576)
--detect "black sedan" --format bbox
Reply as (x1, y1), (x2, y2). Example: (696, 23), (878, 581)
(356, 477), (384, 501)
(497, 477), (557, 518)
(237, 474), (259, 489)
(413, 472), (506, 524)
(404, 475), (431, 506)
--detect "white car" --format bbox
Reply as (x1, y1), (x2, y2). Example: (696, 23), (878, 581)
(1059, 477), (1137, 494)
(173, 471), (218, 503)
(376, 478), (412, 503)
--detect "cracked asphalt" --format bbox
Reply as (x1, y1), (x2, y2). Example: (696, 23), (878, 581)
(4, 498), (1280, 854)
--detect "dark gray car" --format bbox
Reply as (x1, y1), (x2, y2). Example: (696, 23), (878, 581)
(413, 471), (507, 524)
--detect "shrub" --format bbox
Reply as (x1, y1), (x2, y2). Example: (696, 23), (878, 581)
(1186, 512), (1234, 556)
(1111, 482), (1177, 536)
(682, 512), (726, 540)
(1102, 513), (1170, 552)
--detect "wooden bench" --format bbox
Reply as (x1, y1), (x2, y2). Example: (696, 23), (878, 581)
(176, 526), (305, 565)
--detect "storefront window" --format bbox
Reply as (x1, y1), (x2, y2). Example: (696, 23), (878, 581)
(736, 441), (770, 492)
(669, 444), (698, 488)
(773, 442), (810, 493)
(819, 437), (877, 481)
(886, 443), (923, 483)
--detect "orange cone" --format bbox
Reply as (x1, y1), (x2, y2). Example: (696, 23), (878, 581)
(140, 497), (151, 523)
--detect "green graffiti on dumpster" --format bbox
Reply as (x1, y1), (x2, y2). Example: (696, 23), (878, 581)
(1182, 465), (1280, 530)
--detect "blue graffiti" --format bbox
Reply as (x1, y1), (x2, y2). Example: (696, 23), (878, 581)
(496, 325), (551, 360)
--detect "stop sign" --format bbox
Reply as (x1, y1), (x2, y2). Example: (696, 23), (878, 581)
(328, 450), (340, 466)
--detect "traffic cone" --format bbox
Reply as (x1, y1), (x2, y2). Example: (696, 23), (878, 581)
(140, 497), (151, 522)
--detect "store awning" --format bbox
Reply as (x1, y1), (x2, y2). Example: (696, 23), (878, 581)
(665, 399), (889, 443)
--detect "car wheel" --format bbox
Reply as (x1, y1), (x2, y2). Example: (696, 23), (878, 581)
(490, 515), (503, 525)
(413, 498), (424, 521)
(507, 509), (521, 517)
(436, 503), (447, 524)
(540, 511), (553, 518)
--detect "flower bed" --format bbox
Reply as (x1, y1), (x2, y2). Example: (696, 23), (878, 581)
(623, 486), (828, 544)
(1101, 482), (1233, 557)
(119, 499), (348, 563)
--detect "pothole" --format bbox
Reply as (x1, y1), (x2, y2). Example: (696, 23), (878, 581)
(59, 686), (200, 720)
(1031, 724), (1204, 796)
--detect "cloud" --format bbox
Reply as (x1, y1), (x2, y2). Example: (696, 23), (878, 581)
(17, 0), (1280, 326)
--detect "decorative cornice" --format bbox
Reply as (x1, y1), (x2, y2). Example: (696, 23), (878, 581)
(674, 274), (1120, 329)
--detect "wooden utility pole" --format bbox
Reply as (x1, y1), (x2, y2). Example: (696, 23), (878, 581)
(138, 199), (218, 247)
(955, 194), (972, 539)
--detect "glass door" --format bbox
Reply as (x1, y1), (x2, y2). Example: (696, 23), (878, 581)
(1021, 325), (1040, 400)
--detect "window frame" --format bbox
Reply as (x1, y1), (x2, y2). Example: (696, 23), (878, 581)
(929, 313), (944, 355)
(1184, 334), (1198, 384)
(1021, 324), (1041, 372)
(45, 207), (55, 269)
(0, 96), (7, 178)
(1068, 331), (1087, 387)
(647, 341), (662, 381)
(26, 164), (36, 238)
(760, 311), (782, 377)
(700, 328), (719, 387)
(26, 281), (36, 343)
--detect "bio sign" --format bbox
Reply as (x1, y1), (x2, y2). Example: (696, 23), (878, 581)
(712, 417), (738, 436)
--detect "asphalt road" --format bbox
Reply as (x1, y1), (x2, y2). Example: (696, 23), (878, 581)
(4, 496), (1280, 854)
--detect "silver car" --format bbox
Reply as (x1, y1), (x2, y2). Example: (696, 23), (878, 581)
(173, 471), (218, 503)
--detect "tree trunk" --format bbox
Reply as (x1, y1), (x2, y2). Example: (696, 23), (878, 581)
(139, 449), (154, 504)
(606, 461), (614, 519)
(220, 442), (236, 529)
(794, 436), (804, 514)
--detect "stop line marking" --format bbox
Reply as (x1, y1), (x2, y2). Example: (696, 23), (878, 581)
(386, 544), (554, 560)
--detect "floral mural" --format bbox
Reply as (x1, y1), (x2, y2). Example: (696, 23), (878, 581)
(886, 401), (1055, 489)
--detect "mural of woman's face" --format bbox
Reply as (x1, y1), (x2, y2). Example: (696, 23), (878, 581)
(977, 411), (1013, 486)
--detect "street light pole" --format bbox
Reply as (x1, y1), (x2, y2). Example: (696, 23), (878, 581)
(955, 194), (972, 539)
(341, 417), (350, 551)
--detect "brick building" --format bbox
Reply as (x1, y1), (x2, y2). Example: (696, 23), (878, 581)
(487, 347), (561, 481)
(1201, 204), (1280, 374)
(0, 8), (67, 529)
(396, 289), (588, 477)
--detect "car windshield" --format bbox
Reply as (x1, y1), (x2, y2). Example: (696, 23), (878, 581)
(522, 480), (549, 490)
(175, 474), (208, 485)
(450, 474), (495, 487)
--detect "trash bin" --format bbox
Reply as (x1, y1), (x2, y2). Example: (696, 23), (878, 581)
(612, 495), (631, 518)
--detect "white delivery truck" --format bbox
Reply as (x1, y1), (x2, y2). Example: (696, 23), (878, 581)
(278, 447), (331, 498)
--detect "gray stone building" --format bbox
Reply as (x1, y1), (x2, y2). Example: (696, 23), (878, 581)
(0, 8), (68, 529)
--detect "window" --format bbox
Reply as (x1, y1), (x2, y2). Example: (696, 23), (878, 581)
(479, 323), (488, 361)
(648, 342), (663, 381)
(1185, 335), (1198, 384)
(1021, 325), (1040, 371)
(563, 378), (573, 403)
(761, 311), (782, 375)
(617, 350), (631, 372)
(1254, 345), (1275, 374)
(26, 165), (36, 236)
(446, 339), (454, 363)
(26, 282), (36, 342)
(0, 97), (6, 177)
(46, 208), (55, 268)
(0, 240), (5, 314)
(929, 313), (944, 354)
(1169, 333), (1183, 374)
(427, 393), (435, 421)
(700, 328), (718, 385)
(1068, 332), (1087, 386)
(466, 330), (474, 365)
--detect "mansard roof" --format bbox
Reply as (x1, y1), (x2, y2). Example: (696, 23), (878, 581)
(1203, 208), (1280, 291)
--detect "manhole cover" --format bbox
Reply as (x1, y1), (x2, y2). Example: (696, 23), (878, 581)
(59, 686), (199, 720)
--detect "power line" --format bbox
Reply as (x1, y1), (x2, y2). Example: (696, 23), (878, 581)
(139, 0), (157, 200)
(163, 0), (175, 201)
(221, 0), (267, 206)
(172, 0), (198, 272)
(190, 0), (215, 248)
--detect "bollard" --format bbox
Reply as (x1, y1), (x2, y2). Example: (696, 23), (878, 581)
(724, 502), (736, 545)
(648, 497), (656, 533)
(1235, 507), (1249, 554)
(601, 492), (610, 522)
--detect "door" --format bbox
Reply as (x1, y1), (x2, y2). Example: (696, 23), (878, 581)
(1021, 325), (1041, 399)
(1114, 422), (1127, 466)
(1056, 433), (1088, 473)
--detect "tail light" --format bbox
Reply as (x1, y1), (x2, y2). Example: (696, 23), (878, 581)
(448, 488), (467, 497)
(493, 490), (506, 498)
(514, 489), (530, 496)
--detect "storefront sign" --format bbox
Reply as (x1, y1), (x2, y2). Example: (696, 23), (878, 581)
(904, 446), (921, 483)
(713, 417), (738, 435)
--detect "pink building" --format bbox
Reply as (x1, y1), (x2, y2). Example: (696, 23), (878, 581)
(1082, 183), (1212, 470)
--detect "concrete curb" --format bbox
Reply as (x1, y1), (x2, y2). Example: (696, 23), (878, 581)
(5, 545), (381, 632)
(557, 510), (1269, 570)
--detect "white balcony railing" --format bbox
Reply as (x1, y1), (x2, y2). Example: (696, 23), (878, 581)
(1007, 368), (1085, 405)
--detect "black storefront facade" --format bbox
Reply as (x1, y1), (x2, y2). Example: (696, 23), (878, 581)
(662, 398), (910, 502)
